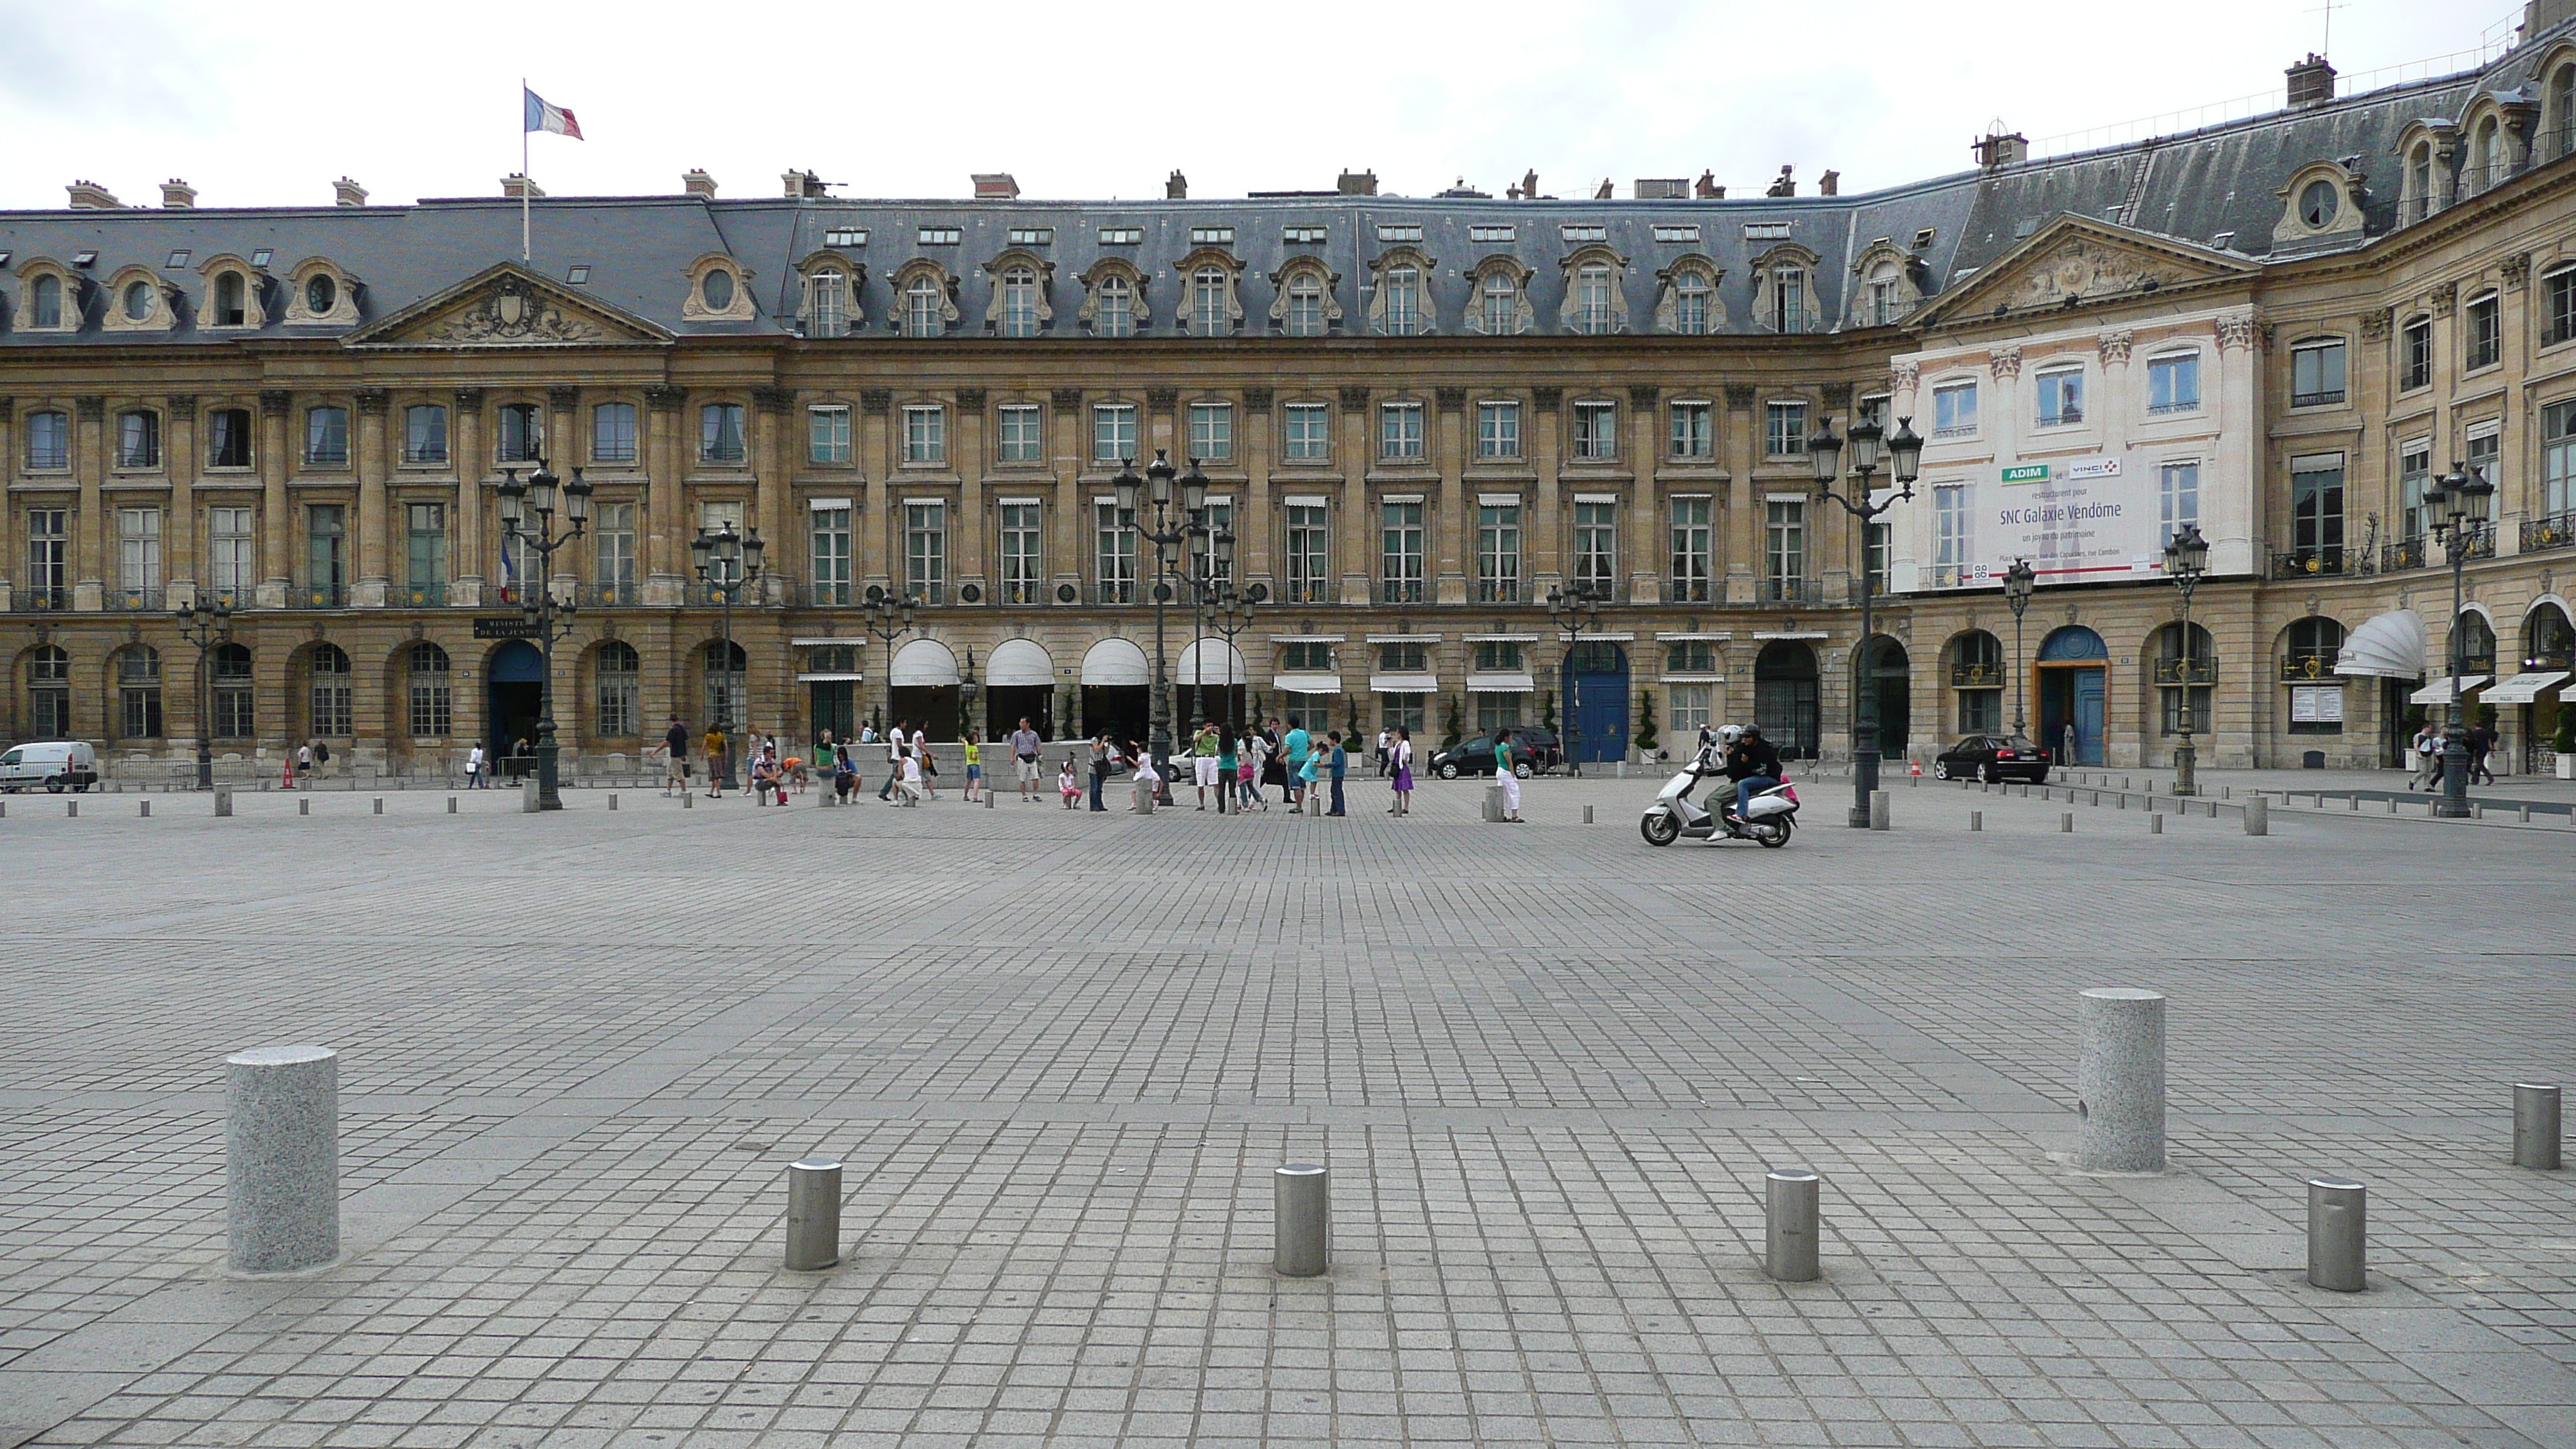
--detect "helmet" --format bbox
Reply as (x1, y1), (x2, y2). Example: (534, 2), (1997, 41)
(1741, 724), (1763, 741)
(1718, 724), (1743, 746)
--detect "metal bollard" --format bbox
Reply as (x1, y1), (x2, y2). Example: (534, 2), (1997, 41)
(2077, 988), (2166, 1172)
(1869, 790), (1889, 831)
(2150, 813), (2164, 834)
(783, 1157), (843, 1270)
(2473, 802), (2485, 820)
(447, 796), (457, 814)
(216, 789), (232, 817)
(1969, 810), (1982, 831)
(2350, 795), (2361, 811)
(1583, 804), (1594, 824)
(2307, 1178), (2367, 1291)
(1274, 1163), (1329, 1276)
(2515, 1084), (2562, 1170)
(2244, 797), (2267, 836)
(608, 793), (618, 812)
(2387, 796), (2398, 814)
(67, 800), (77, 817)
(227, 1044), (339, 1274)
(298, 798), (309, 817)
(372, 797), (383, 815)
(2060, 812), (2073, 832)
(2519, 805), (2531, 824)
(139, 799), (150, 817)
(683, 791), (694, 809)
(985, 788), (995, 810)
(1762, 1169), (1821, 1282)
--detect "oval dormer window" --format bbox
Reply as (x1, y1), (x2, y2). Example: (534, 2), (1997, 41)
(306, 274), (337, 314)
(2299, 179), (2338, 229)
(122, 280), (152, 320)
(702, 269), (735, 310)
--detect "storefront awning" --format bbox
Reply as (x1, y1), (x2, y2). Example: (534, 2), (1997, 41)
(2480, 670), (2568, 705)
(1272, 672), (1342, 695)
(793, 672), (866, 683)
(1466, 673), (1536, 693)
(2336, 609), (2427, 680)
(889, 638), (959, 687)
(1368, 673), (1439, 694)
(2407, 675), (2489, 705)
(984, 637), (1053, 687)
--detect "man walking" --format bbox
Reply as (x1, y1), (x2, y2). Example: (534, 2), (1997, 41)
(1283, 721), (1310, 810)
(1375, 726), (1392, 778)
(1191, 720), (1221, 810)
(1011, 718), (1043, 801)
(877, 718), (909, 802)
(2468, 715), (2499, 785)
(663, 715), (689, 796)
(702, 723), (727, 798)
(1327, 730), (1348, 816)
(466, 742), (488, 789)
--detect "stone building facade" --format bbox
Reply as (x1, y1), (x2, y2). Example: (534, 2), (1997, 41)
(9, 12), (2576, 779)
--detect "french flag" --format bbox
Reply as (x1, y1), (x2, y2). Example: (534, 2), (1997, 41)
(522, 87), (583, 140)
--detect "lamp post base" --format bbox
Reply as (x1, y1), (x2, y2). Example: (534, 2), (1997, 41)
(2170, 738), (2197, 796)
(536, 741), (564, 811)
(2433, 733), (2474, 818)
(1849, 749), (1880, 830)
(197, 748), (214, 791)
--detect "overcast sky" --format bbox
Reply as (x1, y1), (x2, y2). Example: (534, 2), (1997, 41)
(0, 0), (2526, 213)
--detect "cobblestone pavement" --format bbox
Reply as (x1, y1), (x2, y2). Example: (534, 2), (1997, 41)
(0, 771), (2569, 1448)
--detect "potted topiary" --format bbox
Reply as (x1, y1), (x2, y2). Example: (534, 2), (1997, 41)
(2554, 709), (2574, 779)
(1634, 689), (1660, 762)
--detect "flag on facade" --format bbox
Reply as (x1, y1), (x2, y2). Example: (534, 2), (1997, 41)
(522, 87), (584, 140)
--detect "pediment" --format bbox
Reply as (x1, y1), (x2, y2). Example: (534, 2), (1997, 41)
(344, 263), (673, 348)
(1915, 216), (2259, 327)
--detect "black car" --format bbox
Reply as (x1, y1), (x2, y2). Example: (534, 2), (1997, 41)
(1430, 732), (1540, 779)
(1931, 733), (2050, 783)
(1515, 728), (1565, 772)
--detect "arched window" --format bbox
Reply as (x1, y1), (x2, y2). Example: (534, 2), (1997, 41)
(1381, 264), (1422, 336)
(2285, 617), (2345, 678)
(2526, 602), (2574, 668)
(1094, 273), (1135, 337)
(1190, 265), (1228, 334)
(1573, 262), (1614, 334)
(1480, 269), (1519, 334)
(2407, 142), (2437, 223)
(30, 274), (63, 329)
(308, 643), (352, 737)
(27, 645), (70, 738)
(213, 271), (246, 326)
(2457, 611), (2498, 673)
(594, 641), (639, 737)
(805, 269), (847, 337)
(998, 266), (1039, 338)
(122, 280), (153, 321)
(2554, 65), (2576, 160)
(2471, 115), (2504, 194)
(116, 646), (163, 740)
(704, 639), (747, 730)
(2154, 623), (2215, 735)
(408, 642), (452, 738)
(213, 642), (254, 738)
(1950, 630), (2003, 733)
(304, 273), (337, 315)
(904, 275), (943, 337)
(1769, 265), (1807, 333)
(1284, 273), (1324, 336)
(1671, 269), (1711, 334)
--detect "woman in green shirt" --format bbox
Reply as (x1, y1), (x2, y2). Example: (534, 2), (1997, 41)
(962, 737), (983, 802)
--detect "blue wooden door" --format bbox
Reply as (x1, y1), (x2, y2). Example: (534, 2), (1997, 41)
(1564, 643), (1629, 762)
(2074, 669), (2106, 764)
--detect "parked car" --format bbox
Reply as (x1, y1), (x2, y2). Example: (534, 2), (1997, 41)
(1930, 733), (2050, 783)
(1430, 732), (1540, 779)
(0, 740), (99, 793)
(1515, 728), (1565, 772)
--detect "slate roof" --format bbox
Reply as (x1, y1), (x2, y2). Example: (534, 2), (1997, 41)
(0, 20), (2563, 353)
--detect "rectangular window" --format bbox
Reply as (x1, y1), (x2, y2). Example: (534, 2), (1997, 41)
(117, 506), (160, 593)
(2402, 317), (2433, 391)
(1283, 403), (1330, 462)
(2548, 269), (2576, 346)
(807, 270), (846, 337)
(1091, 402), (1136, 464)
(1476, 502), (1522, 602)
(1764, 401), (1808, 457)
(1282, 641), (1334, 672)
(593, 655), (634, 738)
(2467, 295), (2502, 370)
(808, 405), (851, 464)
(2544, 402), (2576, 517)
(1380, 642), (1428, 673)
(206, 408), (250, 469)
(997, 403), (1043, 463)
(2034, 368), (2084, 427)
(23, 509), (67, 606)
(1000, 502), (1043, 603)
(1098, 226), (1143, 245)
(209, 506), (254, 599)
(1379, 502), (1425, 604)
(24, 410), (68, 470)
(1006, 227), (1053, 247)
(701, 402), (746, 463)
(590, 502), (631, 601)
(1933, 382), (1977, 437)
(402, 404), (449, 464)
(1653, 224), (1702, 244)
(118, 649), (162, 740)
(905, 501), (946, 603)
(2465, 430), (2500, 520)
(1473, 641), (1525, 672)
(903, 405), (946, 465)
(1380, 402), (1424, 461)
(304, 406), (349, 466)
(306, 504), (347, 603)
(406, 502), (449, 601)
(1095, 501), (1136, 603)
(824, 226), (867, 248)
(1190, 402), (1234, 462)
(1375, 224), (1423, 242)
(1285, 503), (1331, 602)
(1866, 519), (1891, 594)
(2400, 438), (2434, 539)
(1959, 688), (2002, 735)
(1764, 499), (1806, 601)
(1668, 684), (1713, 738)
(1770, 267), (1806, 333)
(1380, 693), (1427, 735)
(1571, 402), (1617, 461)
(810, 503), (851, 605)
(917, 227), (961, 245)
(310, 663), (351, 738)
(1475, 693), (1525, 733)
(1201, 500), (1234, 586)
(1573, 501), (1617, 594)
(2292, 339), (2348, 406)
(1669, 498), (1711, 601)
(1283, 224), (1328, 246)
(2158, 463), (2199, 546)
(1933, 485), (1968, 587)
(589, 402), (635, 464)
(1669, 401), (1712, 459)
(1478, 401), (1520, 460)
(1469, 224), (1516, 243)
(1190, 226), (1235, 246)
(1559, 224), (1607, 242)
(2290, 454), (2345, 564)
(2146, 353), (2201, 413)
(495, 402), (542, 463)
(117, 411), (160, 468)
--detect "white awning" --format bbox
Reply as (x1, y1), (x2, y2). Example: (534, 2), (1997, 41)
(1368, 673), (1439, 694)
(1177, 639), (1248, 686)
(1080, 638), (1150, 686)
(889, 638), (959, 687)
(983, 637), (1053, 687)
(794, 672), (866, 683)
(1466, 673), (1536, 693)
(2482, 670), (2568, 705)
(2408, 675), (2489, 705)
(2336, 609), (2427, 680)
(1273, 672), (1343, 694)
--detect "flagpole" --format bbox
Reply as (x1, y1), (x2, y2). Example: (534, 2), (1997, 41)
(520, 77), (531, 262)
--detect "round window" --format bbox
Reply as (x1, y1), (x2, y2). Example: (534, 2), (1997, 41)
(305, 274), (337, 314)
(2300, 179), (2340, 229)
(701, 269), (736, 310)
(122, 281), (152, 320)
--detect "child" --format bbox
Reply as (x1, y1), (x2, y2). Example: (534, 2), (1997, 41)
(962, 737), (982, 802)
(1237, 735), (1263, 811)
(1059, 758), (1081, 808)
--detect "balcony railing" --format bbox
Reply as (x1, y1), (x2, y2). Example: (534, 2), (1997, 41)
(2280, 650), (2341, 681)
(2523, 512), (2576, 554)
(2272, 548), (2348, 579)
(1949, 662), (2003, 687)
(2455, 523), (2497, 561)
(2152, 657), (2218, 686)
(286, 584), (349, 608)
(108, 587), (165, 611)
(1669, 577), (1713, 603)
(2382, 537), (2428, 573)
(1758, 576), (1817, 606)
(9, 587), (70, 612)
(805, 581), (853, 608)
(1379, 579), (1425, 605)
(396, 583), (448, 608)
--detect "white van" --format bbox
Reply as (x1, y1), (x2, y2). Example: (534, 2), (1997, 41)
(0, 741), (99, 793)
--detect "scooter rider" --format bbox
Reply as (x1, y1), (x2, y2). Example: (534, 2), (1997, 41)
(1723, 724), (1784, 824)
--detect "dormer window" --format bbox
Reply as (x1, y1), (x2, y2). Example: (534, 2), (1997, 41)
(1571, 262), (1615, 334)
(701, 269), (735, 310)
(905, 275), (942, 336)
(213, 272), (246, 326)
(807, 269), (848, 337)
(1673, 269), (1711, 332)
(1768, 266), (1807, 333)
(250, 248), (272, 267)
(1284, 273), (1325, 335)
(2298, 179), (2338, 229)
(998, 265), (1042, 337)
(305, 273), (337, 315)
(1381, 264), (1423, 336)
(122, 280), (153, 320)
(29, 273), (63, 327)
(1096, 274), (1134, 337)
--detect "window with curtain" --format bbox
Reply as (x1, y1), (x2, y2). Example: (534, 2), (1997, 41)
(1670, 498), (1711, 601)
(701, 402), (745, 463)
(593, 641), (638, 738)
(591, 402), (637, 464)
(1381, 502), (1423, 603)
(403, 404), (449, 464)
(408, 642), (453, 738)
(1286, 504), (1330, 602)
(304, 406), (349, 466)
(1477, 503), (1522, 603)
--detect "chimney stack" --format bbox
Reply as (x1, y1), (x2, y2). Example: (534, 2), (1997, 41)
(682, 169), (718, 198)
(1166, 170), (1187, 200)
(1819, 170), (1841, 197)
(2287, 53), (2337, 107)
(1337, 169), (1378, 197)
(160, 178), (197, 209)
(502, 173), (546, 200)
(781, 169), (828, 198)
(66, 180), (120, 210)
(1765, 166), (1796, 197)
(973, 173), (1020, 200)
(1974, 123), (2029, 170)
(1695, 170), (1721, 200)
(333, 177), (368, 207)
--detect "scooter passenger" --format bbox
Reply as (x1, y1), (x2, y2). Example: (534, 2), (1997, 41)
(1723, 725), (1783, 824)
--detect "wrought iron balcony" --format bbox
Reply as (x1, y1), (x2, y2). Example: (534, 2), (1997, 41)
(396, 582), (448, 608)
(2523, 512), (2576, 554)
(2280, 650), (2341, 681)
(2153, 657), (2218, 686)
(579, 582), (639, 607)
(108, 587), (165, 611)
(2271, 548), (2347, 579)
(1949, 662), (2003, 687)
(289, 584), (348, 609)
(2382, 537), (2428, 572)
(1757, 576), (1819, 606)
(8, 587), (70, 613)
(2454, 523), (2497, 561)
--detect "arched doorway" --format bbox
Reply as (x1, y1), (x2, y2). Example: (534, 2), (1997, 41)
(2036, 625), (2107, 765)
(1753, 640), (1819, 759)
(485, 639), (544, 772)
(1176, 637), (1248, 741)
(1079, 638), (1150, 745)
(1861, 636), (1909, 758)
(1561, 640), (1630, 763)
(889, 638), (961, 739)
(982, 638), (1056, 741)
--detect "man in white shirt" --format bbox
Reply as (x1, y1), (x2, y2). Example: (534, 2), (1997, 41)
(879, 718), (907, 802)
(465, 742), (487, 788)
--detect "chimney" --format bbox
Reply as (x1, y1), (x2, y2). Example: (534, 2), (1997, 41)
(1765, 166), (1796, 197)
(1594, 177), (1615, 200)
(160, 178), (197, 209)
(1974, 124), (2029, 170)
(682, 168), (718, 198)
(972, 172), (1020, 200)
(1337, 169), (1378, 197)
(66, 180), (120, 210)
(501, 173), (545, 199)
(332, 176), (368, 207)
(781, 169), (828, 198)
(2287, 52), (2337, 107)
(1818, 170), (1841, 197)
(1166, 169), (1187, 200)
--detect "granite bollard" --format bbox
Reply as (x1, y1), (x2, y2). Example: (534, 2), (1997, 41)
(1868, 790), (1889, 831)
(2516, 1084), (2563, 1170)
(1969, 810), (1982, 831)
(783, 1158), (843, 1270)
(1763, 1168), (1821, 1282)
(227, 1045), (339, 1273)
(2245, 796), (2267, 835)
(297, 798), (309, 817)
(1274, 1163), (1329, 1276)
(2307, 1178), (2367, 1291)
(2076, 988), (2165, 1172)
(215, 789), (232, 817)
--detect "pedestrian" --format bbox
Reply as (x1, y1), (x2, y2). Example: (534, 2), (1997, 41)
(2468, 716), (2498, 785)
(1088, 734), (1111, 811)
(1327, 729), (1348, 816)
(1191, 721), (1221, 809)
(1389, 725), (1415, 815)
(1238, 729), (1265, 810)
(896, 748), (925, 807)
(663, 716), (690, 796)
(1494, 728), (1523, 822)
(913, 724), (938, 801)
(296, 741), (313, 788)
(465, 742), (487, 789)
(1297, 742), (1322, 813)
(2060, 721), (2078, 766)
(2410, 723), (2443, 790)
(1011, 718), (1043, 802)
(959, 736), (981, 801)
(1375, 726), (1392, 779)
(801, 730), (833, 796)
(1283, 720), (1310, 810)
(314, 738), (332, 780)
(1132, 743), (1162, 805)
(879, 718), (906, 801)
(751, 747), (780, 805)
(1059, 757), (1081, 807)
(702, 724), (727, 797)
(1260, 718), (1287, 802)
(833, 745), (857, 803)
(1216, 727), (1238, 813)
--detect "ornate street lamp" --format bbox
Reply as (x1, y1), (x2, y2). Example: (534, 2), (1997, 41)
(499, 457), (594, 810)
(1806, 412), (1924, 827)
(1190, 522), (1263, 814)
(1119, 449), (1211, 804)
(173, 594), (234, 789)
(2162, 523), (2211, 796)
(2428, 462), (2496, 819)
(862, 582), (921, 745)
(2002, 557), (2036, 738)
(1545, 581), (1608, 777)
(691, 520), (766, 791)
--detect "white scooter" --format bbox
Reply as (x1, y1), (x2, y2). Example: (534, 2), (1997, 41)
(1639, 754), (1799, 848)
